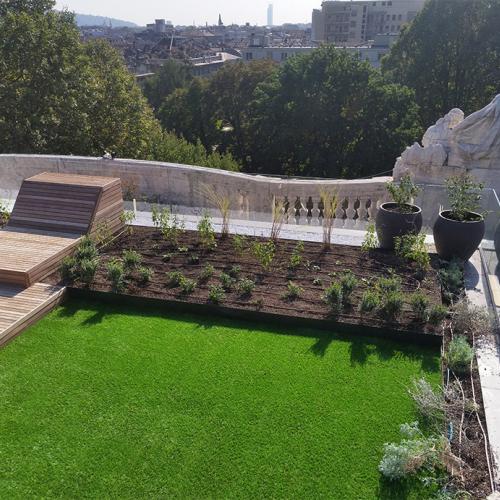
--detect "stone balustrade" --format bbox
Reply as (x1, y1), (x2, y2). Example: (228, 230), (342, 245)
(0, 155), (392, 226)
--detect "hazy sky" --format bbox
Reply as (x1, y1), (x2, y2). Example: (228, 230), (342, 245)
(55, 0), (320, 26)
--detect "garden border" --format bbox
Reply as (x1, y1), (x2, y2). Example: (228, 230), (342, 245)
(67, 287), (443, 347)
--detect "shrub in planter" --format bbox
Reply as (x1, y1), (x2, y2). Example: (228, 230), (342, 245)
(208, 285), (225, 304)
(288, 241), (305, 270)
(252, 241), (275, 272)
(428, 305), (448, 326)
(376, 174), (422, 249)
(360, 290), (381, 313)
(0, 202), (10, 227)
(433, 173), (485, 262)
(197, 212), (217, 251)
(439, 259), (464, 303)
(232, 235), (247, 256)
(60, 256), (77, 281)
(137, 265), (154, 284)
(375, 274), (402, 294)
(123, 249), (142, 269)
(282, 281), (303, 301)
(379, 422), (445, 480)
(228, 265), (241, 279)
(323, 282), (343, 313)
(219, 272), (235, 291)
(445, 335), (474, 373)
(410, 292), (430, 322)
(361, 223), (379, 252)
(198, 264), (215, 283)
(382, 291), (404, 320)
(166, 271), (184, 287)
(79, 258), (99, 285)
(179, 276), (196, 295)
(107, 258), (125, 292)
(394, 233), (430, 275)
(339, 270), (358, 302)
(237, 278), (255, 297)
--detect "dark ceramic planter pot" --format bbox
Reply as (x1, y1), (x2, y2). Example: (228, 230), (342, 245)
(433, 210), (485, 262)
(375, 202), (423, 250)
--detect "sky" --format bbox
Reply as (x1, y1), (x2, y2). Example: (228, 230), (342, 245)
(55, 0), (320, 26)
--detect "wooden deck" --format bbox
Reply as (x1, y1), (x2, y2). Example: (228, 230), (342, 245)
(0, 172), (124, 287)
(0, 228), (81, 287)
(0, 172), (124, 346)
(0, 283), (65, 347)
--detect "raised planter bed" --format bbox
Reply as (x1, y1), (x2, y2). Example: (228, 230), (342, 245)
(47, 226), (445, 344)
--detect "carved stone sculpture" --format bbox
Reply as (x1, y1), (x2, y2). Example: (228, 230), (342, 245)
(394, 95), (500, 183)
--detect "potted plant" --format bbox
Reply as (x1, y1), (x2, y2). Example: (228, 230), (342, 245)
(375, 174), (422, 249)
(433, 173), (485, 261)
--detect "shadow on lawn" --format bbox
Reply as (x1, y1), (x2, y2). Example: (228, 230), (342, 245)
(56, 297), (440, 372)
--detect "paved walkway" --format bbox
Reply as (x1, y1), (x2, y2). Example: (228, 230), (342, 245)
(465, 252), (500, 488)
(132, 209), (437, 247)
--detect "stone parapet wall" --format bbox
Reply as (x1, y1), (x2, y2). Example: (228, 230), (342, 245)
(0, 155), (391, 222)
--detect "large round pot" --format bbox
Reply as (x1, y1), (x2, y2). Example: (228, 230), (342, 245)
(433, 210), (485, 262)
(375, 202), (423, 249)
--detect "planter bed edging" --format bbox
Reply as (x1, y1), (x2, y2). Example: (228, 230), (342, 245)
(67, 287), (443, 347)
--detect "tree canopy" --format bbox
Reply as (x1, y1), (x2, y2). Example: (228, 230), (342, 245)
(247, 47), (421, 178)
(382, 0), (500, 126)
(0, 7), (240, 171)
(158, 48), (420, 178)
(142, 59), (193, 113)
(0, 0), (54, 16)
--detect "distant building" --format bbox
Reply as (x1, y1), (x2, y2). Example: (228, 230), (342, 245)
(190, 52), (241, 77)
(312, 0), (425, 45)
(240, 33), (396, 68)
(218, 14), (224, 26)
(146, 19), (172, 33)
(267, 4), (274, 27)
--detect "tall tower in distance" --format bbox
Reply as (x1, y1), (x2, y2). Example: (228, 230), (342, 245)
(218, 13), (223, 26)
(267, 3), (273, 27)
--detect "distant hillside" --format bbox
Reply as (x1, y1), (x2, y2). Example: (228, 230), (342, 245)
(75, 13), (138, 28)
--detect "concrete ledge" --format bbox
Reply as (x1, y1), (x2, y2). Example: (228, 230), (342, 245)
(0, 154), (391, 216)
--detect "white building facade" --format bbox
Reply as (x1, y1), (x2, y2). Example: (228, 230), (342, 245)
(312, 0), (426, 45)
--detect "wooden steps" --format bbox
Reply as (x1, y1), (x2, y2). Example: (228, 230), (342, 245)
(0, 283), (65, 347)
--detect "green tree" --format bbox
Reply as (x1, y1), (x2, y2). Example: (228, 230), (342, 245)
(202, 60), (277, 162)
(142, 59), (192, 113)
(247, 47), (421, 178)
(0, 9), (92, 154)
(0, 7), (239, 171)
(159, 78), (212, 148)
(83, 39), (163, 159)
(158, 60), (277, 165)
(382, 0), (500, 126)
(0, 0), (54, 15)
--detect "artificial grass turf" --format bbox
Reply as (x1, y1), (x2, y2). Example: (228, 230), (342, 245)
(0, 298), (440, 499)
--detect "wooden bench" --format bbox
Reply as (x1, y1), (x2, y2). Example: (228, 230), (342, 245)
(0, 172), (124, 287)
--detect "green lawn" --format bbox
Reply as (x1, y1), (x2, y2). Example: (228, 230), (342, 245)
(0, 299), (440, 499)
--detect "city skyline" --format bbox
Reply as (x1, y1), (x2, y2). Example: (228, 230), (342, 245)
(55, 0), (320, 26)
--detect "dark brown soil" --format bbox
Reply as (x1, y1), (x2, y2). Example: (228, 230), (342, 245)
(49, 226), (444, 335)
(442, 327), (494, 499)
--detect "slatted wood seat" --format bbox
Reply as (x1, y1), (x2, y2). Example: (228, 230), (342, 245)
(8, 172), (124, 235)
(0, 172), (124, 287)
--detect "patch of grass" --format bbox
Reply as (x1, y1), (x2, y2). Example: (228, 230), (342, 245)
(0, 299), (440, 499)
